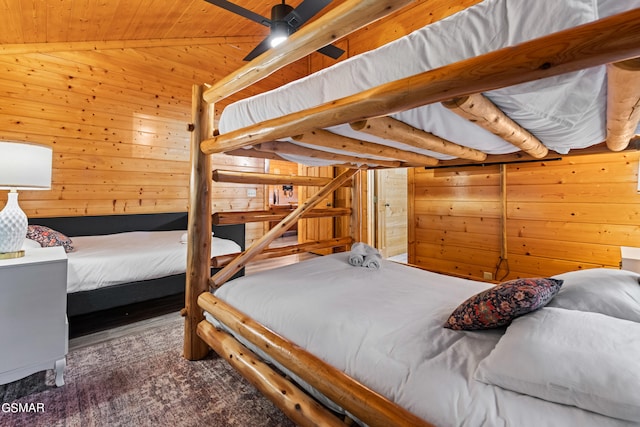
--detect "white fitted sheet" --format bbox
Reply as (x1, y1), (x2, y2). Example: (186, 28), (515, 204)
(66, 230), (241, 293)
(219, 0), (640, 165)
(208, 253), (637, 427)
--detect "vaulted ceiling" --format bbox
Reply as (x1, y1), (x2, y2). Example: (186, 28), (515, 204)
(0, 1), (355, 108)
(0, 0), (345, 54)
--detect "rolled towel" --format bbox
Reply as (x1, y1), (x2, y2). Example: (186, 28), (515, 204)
(363, 252), (383, 270)
(348, 252), (364, 267)
(348, 242), (368, 267)
(349, 242), (381, 268)
(350, 242), (369, 255)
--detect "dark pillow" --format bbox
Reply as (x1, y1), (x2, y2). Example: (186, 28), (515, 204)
(444, 277), (563, 330)
(26, 225), (74, 253)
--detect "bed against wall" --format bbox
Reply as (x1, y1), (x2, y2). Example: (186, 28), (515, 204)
(183, 0), (640, 425)
(28, 212), (244, 318)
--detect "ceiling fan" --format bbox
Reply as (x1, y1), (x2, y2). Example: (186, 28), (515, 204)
(204, 0), (345, 61)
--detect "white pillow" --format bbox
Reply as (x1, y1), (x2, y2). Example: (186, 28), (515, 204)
(180, 231), (214, 244)
(474, 307), (640, 422)
(550, 268), (640, 322)
(21, 238), (42, 249)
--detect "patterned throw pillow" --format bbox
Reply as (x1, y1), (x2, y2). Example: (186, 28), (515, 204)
(26, 225), (74, 253)
(444, 278), (563, 330)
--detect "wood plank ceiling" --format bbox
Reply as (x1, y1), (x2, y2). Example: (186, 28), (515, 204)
(0, 0), (344, 46)
(0, 0), (350, 100)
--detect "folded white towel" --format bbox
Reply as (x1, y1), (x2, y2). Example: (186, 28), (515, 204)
(363, 252), (382, 270)
(349, 242), (382, 269)
(348, 252), (364, 267)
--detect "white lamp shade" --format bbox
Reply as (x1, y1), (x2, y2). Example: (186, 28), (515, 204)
(0, 141), (52, 190)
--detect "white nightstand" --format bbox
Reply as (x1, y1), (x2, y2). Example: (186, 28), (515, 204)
(621, 246), (640, 274)
(0, 246), (68, 387)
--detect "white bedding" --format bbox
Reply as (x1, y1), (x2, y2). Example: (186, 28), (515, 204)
(66, 230), (241, 293)
(219, 0), (640, 165)
(208, 253), (639, 427)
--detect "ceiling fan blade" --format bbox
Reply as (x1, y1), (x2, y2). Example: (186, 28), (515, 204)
(243, 37), (272, 61)
(284, 0), (332, 29)
(317, 43), (345, 60)
(204, 0), (271, 27)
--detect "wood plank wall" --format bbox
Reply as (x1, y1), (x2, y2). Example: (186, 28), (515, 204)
(410, 152), (640, 280)
(0, 42), (307, 245)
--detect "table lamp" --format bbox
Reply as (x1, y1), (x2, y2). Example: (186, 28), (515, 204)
(0, 141), (53, 259)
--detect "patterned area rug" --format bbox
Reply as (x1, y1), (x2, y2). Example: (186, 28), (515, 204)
(0, 316), (295, 427)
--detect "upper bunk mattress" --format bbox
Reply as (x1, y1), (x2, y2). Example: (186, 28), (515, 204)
(218, 0), (640, 165)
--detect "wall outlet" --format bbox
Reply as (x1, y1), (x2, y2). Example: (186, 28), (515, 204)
(247, 188), (257, 197)
(483, 271), (493, 281)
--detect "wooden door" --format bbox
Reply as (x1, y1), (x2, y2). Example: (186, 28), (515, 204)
(375, 168), (407, 258)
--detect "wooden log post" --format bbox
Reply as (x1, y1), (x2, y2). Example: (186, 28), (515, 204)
(351, 116), (487, 161)
(210, 168), (359, 288)
(442, 93), (549, 158)
(606, 58), (640, 151)
(184, 84), (213, 361)
(198, 295), (435, 427)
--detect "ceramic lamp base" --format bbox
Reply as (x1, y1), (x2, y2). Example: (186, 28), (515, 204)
(0, 191), (28, 254)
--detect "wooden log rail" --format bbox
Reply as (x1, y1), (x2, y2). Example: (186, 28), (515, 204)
(197, 322), (349, 427)
(210, 168), (359, 288)
(201, 9), (640, 157)
(198, 295), (434, 427)
(442, 93), (549, 158)
(351, 116), (487, 161)
(292, 128), (439, 166)
(202, 0), (414, 104)
(213, 207), (351, 225)
(213, 169), (352, 187)
(212, 236), (354, 268)
(255, 141), (403, 168)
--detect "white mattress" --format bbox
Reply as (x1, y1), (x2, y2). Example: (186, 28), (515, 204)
(66, 230), (241, 293)
(208, 253), (637, 427)
(219, 0), (640, 165)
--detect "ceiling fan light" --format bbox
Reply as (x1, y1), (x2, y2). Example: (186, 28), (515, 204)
(270, 35), (288, 48)
(269, 8), (291, 49)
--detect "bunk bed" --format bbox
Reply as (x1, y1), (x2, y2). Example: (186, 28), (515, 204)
(183, 0), (640, 426)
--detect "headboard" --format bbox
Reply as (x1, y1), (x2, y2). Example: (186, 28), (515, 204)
(29, 212), (245, 250)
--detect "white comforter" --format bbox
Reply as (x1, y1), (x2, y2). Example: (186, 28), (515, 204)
(219, 0), (640, 165)
(66, 230), (241, 293)
(209, 253), (637, 427)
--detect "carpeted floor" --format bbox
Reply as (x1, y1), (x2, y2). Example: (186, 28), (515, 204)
(0, 315), (295, 427)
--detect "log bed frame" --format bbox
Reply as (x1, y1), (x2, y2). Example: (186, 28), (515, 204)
(183, 1), (640, 426)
